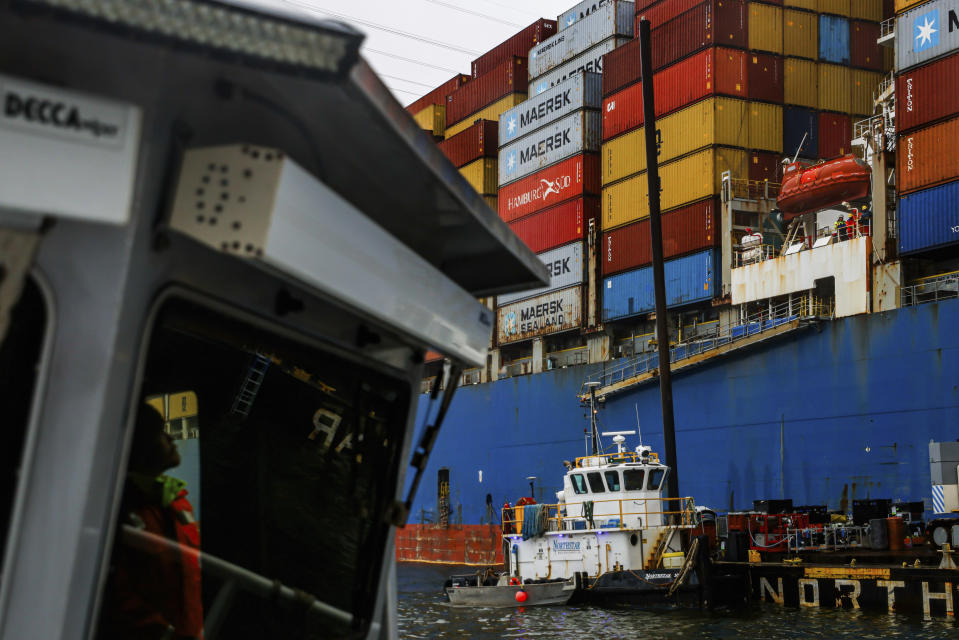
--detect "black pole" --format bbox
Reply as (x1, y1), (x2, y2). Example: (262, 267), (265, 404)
(590, 386), (598, 455)
(638, 19), (679, 504)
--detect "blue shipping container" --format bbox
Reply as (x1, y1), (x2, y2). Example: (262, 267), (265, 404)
(819, 15), (850, 65)
(784, 107), (818, 159)
(899, 179), (959, 255)
(602, 249), (719, 321)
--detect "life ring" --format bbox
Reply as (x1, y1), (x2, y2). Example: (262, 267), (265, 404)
(509, 577), (520, 586)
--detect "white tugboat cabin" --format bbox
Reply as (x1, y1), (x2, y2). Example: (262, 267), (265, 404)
(502, 433), (705, 603)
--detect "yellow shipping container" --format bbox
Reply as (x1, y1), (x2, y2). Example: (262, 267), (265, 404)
(460, 158), (498, 195)
(819, 64), (852, 113)
(851, 69), (882, 115)
(602, 98), (748, 185)
(748, 102), (784, 153)
(784, 57), (818, 108)
(445, 93), (526, 138)
(783, 8), (818, 60)
(601, 148), (748, 230)
(895, 0), (932, 13)
(748, 3), (784, 54)
(784, 0), (817, 10)
(850, 0), (884, 20)
(483, 195), (497, 211)
(818, 0), (850, 15)
(413, 104), (445, 137)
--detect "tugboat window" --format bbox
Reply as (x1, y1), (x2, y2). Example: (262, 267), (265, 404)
(623, 469), (645, 491)
(604, 471), (621, 491)
(570, 474), (588, 494)
(0, 278), (47, 577)
(94, 298), (410, 640)
(587, 472), (606, 493)
(648, 468), (666, 490)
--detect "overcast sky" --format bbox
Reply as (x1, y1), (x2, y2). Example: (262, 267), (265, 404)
(267, 0), (580, 106)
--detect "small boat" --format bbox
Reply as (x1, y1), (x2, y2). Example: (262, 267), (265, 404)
(444, 573), (576, 607)
(777, 155), (871, 220)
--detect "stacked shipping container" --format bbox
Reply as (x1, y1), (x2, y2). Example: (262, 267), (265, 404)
(895, 0), (959, 254)
(490, 2), (628, 345)
(595, 0), (891, 322)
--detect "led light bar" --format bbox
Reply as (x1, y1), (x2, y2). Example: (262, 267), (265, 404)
(17, 0), (363, 77)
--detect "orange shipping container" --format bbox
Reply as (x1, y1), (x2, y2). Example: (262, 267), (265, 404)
(784, 9), (819, 60)
(818, 0), (851, 15)
(897, 116), (959, 194)
(748, 3), (784, 54)
(851, 0), (884, 20)
(894, 0), (932, 12)
(819, 64), (851, 113)
(785, 57), (818, 108)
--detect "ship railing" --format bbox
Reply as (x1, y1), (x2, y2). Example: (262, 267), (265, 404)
(734, 243), (776, 267)
(723, 176), (781, 202)
(879, 17), (895, 44)
(901, 270), (959, 307)
(786, 525), (868, 553)
(582, 296), (830, 394)
(501, 496), (699, 536)
(575, 451), (660, 468)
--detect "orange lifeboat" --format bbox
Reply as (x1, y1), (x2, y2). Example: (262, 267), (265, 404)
(777, 155), (871, 220)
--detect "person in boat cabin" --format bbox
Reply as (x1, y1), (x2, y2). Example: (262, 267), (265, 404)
(99, 404), (203, 640)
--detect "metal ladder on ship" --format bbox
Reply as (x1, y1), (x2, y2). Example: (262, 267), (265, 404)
(780, 218), (805, 256)
(647, 525), (678, 569)
(230, 352), (272, 417)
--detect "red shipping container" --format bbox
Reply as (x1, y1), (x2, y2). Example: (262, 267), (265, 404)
(472, 19), (557, 78)
(850, 20), (882, 71)
(818, 112), (852, 159)
(897, 116), (959, 195)
(897, 51), (959, 134)
(498, 154), (601, 222)
(748, 52), (784, 103)
(509, 197), (599, 253)
(635, 0), (702, 28)
(437, 120), (498, 168)
(603, 47), (748, 140)
(446, 57), (527, 127)
(601, 198), (719, 275)
(634, 0), (661, 12)
(606, 0), (747, 97)
(749, 151), (781, 183)
(405, 74), (469, 115)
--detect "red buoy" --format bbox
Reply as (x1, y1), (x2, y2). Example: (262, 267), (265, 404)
(515, 590), (528, 603)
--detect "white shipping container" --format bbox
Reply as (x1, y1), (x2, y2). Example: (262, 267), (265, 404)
(498, 110), (601, 186)
(528, 1), (634, 78)
(530, 37), (630, 95)
(896, 0), (959, 72)
(558, 0), (617, 30)
(497, 242), (584, 305)
(497, 285), (583, 344)
(499, 72), (602, 146)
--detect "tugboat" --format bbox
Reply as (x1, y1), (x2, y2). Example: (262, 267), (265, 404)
(443, 571), (576, 607)
(501, 431), (709, 605)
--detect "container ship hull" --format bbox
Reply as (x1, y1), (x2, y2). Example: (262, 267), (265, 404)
(397, 298), (959, 565)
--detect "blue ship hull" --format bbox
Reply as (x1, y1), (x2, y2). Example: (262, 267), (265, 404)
(410, 298), (959, 528)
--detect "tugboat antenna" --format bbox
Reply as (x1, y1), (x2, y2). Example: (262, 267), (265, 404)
(634, 404), (643, 447)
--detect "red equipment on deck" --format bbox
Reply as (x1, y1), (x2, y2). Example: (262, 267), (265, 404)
(777, 155), (871, 221)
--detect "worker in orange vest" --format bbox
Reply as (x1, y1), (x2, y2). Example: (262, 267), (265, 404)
(99, 405), (203, 640)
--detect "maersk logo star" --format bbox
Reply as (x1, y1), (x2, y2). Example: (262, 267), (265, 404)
(566, 15), (576, 27)
(506, 151), (517, 172)
(914, 10), (939, 52)
(506, 116), (517, 139)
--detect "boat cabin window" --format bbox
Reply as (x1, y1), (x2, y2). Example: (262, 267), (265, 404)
(0, 279), (46, 577)
(586, 472), (606, 493)
(569, 474), (588, 494)
(604, 470), (621, 491)
(94, 298), (410, 639)
(623, 469), (645, 491)
(648, 468), (666, 490)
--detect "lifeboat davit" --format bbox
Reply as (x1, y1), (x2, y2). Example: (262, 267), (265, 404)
(777, 155), (871, 220)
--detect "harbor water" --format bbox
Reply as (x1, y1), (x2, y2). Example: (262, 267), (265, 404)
(397, 563), (956, 639)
